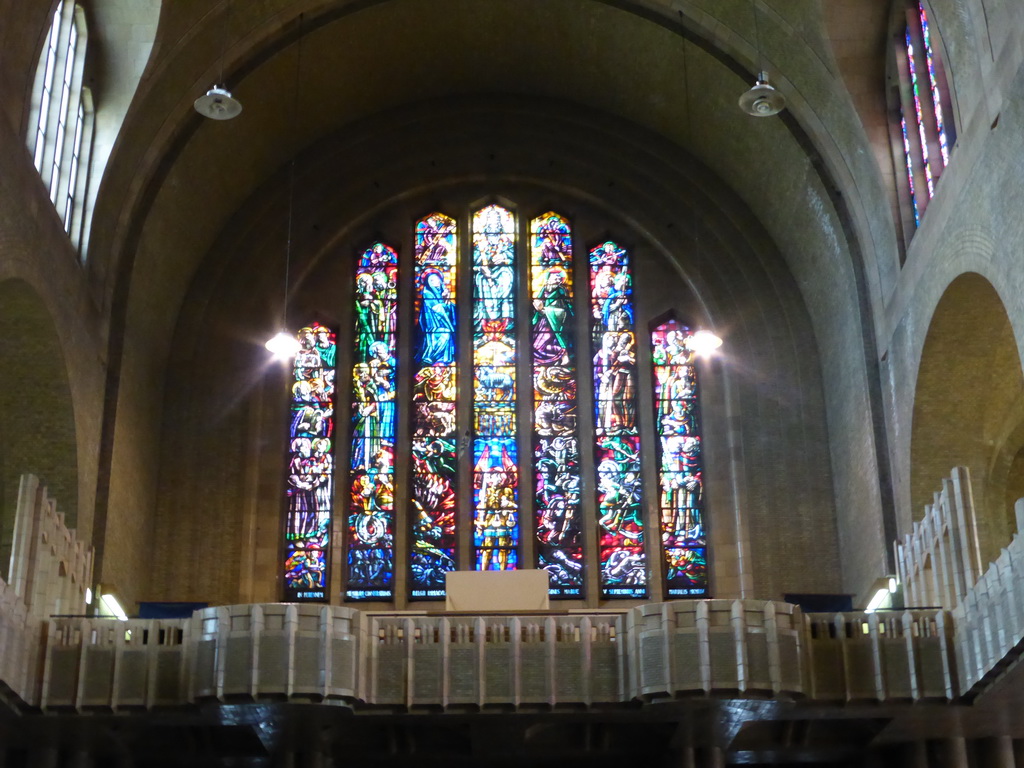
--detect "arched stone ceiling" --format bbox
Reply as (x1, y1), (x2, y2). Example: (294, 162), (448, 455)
(90, 0), (899, 347)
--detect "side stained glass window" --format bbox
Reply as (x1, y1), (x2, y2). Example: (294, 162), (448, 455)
(472, 205), (519, 571)
(905, 25), (935, 199)
(919, 4), (950, 167)
(284, 323), (337, 601)
(411, 213), (459, 598)
(346, 244), (399, 600)
(530, 213), (583, 597)
(899, 115), (920, 226)
(651, 320), (708, 597)
(589, 242), (647, 598)
(895, 1), (955, 232)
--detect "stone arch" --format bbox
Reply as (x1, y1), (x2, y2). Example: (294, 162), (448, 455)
(146, 101), (841, 608)
(910, 272), (1024, 565)
(0, 279), (78, 581)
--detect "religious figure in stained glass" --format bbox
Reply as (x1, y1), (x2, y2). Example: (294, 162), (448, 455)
(593, 331), (637, 436)
(474, 208), (515, 331)
(530, 212), (584, 596)
(652, 319), (708, 597)
(417, 269), (456, 366)
(283, 323), (337, 601)
(346, 244), (399, 600)
(411, 213), (459, 598)
(472, 205), (519, 571)
(590, 241), (647, 598)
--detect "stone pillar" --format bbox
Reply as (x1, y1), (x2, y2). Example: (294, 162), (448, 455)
(987, 737), (1015, 768)
(702, 746), (725, 768)
(910, 740), (929, 768)
(1013, 738), (1024, 768)
(941, 738), (969, 768)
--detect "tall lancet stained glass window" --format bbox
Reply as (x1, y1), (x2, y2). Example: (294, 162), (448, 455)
(284, 323), (337, 601)
(651, 320), (707, 596)
(896, 1), (955, 228)
(590, 242), (647, 598)
(530, 213), (583, 596)
(345, 244), (399, 600)
(472, 205), (519, 571)
(410, 213), (459, 598)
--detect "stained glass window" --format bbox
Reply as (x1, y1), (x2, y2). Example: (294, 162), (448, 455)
(282, 205), (714, 603)
(919, 4), (950, 167)
(896, 1), (955, 230)
(900, 114), (920, 227)
(410, 214), (459, 598)
(283, 323), (337, 601)
(345, 244), (399, 600)
(530, 213), (584, 597)
(472, 205), (520, 572)
(589, 242), (647, 598)
(651, 320), (707, 597)
(905, 26), (934, 199)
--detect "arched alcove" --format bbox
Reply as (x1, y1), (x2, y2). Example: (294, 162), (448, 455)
(911, 273), (1024, 564)
(144, 102), (841, 608)
(0, 279), (78, 581)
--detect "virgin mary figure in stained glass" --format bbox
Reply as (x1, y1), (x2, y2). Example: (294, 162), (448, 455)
(417, 268), (456, 366)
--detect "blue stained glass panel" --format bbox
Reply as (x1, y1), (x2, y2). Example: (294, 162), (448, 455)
(472, 205), (520, 572)
(411, 213), (459, 598)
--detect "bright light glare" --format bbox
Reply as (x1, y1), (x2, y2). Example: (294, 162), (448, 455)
(864, 588), (889, 614)
(688, 329), (723, 357)
(100, 593), (128, 621)
(265, 331), (300, 359)
(85, 587), (92, 605)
